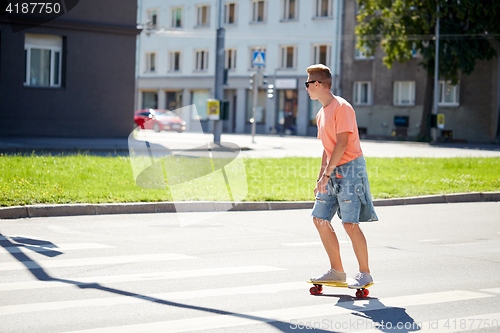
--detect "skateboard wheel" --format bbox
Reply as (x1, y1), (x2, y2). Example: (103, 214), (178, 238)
(310, 286), (322, 295)
(364, 289), (369, 297)
(355, 290), (364, 298)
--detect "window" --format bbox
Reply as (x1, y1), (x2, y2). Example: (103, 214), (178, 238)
(354, 42), (374, 60)
(171, 7), (182, 28)
(166, 91), (183, 111)
(355, 2), (365, 15)
(393, 81), (415, 106)
(353, 82), (372, 105)
(312, 44), (331, 67)
(282, 0), (298, 20)
(169, 51), (181, 72)
(145, 52), (156, 72)
(191, 90), (210, 120)
(252, 0), (267, 23)
(142, 91), (158, 109)
(438, 81), (460, 106)
(225, 2), (237, 24)
(196, 5), (210, 27)
(280, 46), (297, 69)
(24, 33), (62, 88)
(354, 47), (373, 59)
(225, 48), (237, 70)
(354, 37), (374, 59)
(249, 47), (266, 69)
(315, 0), (331, 18)
(194, 50), (209, 71)
(147, 9), (158, 28)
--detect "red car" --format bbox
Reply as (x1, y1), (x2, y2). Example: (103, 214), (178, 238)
(134, 109), (186, 132)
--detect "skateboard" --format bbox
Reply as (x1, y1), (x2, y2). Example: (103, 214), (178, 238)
(307, 280), (374, 298)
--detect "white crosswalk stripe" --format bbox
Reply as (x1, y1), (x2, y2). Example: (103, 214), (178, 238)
(0, 242), (113, 254)
(59, 290), (495, 333)
(0, 281), (306, 316)
(0, 253), (196, 271)
(0, 265), (285, 291)
(480, 287), (500, 294)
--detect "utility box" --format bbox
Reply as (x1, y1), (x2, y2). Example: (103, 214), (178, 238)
(220, 100), (230, 121)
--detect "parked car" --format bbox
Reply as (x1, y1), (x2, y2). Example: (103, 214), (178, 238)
(134, 109), (186, 132)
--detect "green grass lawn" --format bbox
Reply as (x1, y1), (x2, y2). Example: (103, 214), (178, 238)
(1, 154), (499, 207)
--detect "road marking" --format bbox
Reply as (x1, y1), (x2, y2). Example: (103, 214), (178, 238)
(282, 242), (322, 246)
(0, 253), (196, 271)
(417, 239), (441, 243)
(480, 287), (500, 294)
(0, 281), (306, 316)
(0, 265), (285, 291)
(0, 243), (113, 254)
(57, 290), (494, 333)
(357, 312), (500, 333)
(282, 241), (348, 246)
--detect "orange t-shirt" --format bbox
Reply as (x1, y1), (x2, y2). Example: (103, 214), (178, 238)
(316, 96), (363, 166)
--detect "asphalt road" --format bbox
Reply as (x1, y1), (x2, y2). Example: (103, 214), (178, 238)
(1, 202), (500, 332)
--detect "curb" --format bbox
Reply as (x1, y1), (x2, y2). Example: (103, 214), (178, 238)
(1, 192), (499, 220)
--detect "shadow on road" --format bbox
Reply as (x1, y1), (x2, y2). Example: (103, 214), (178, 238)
(0, 233), (338, 333)
(330, 294), (421, 332)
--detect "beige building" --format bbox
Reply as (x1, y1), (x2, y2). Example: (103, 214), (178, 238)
(341, 0), (500, 143)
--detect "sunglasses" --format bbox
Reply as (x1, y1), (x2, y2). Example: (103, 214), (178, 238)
(305, 81), (321, 88)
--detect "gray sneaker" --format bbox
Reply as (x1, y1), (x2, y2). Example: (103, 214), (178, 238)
(348, 271), (373, 289)
(310, 268), (346, 283)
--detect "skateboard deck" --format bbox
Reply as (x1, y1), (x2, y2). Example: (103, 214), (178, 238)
(306, 280), (374, 298)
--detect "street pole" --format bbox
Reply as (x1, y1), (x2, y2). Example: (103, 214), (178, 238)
(251, 68), (260, 143)
(213, 0), (225, 144)
(432, 4), (440, 143)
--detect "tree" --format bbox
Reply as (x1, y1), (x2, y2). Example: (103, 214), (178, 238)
(355, 0), (500, 140)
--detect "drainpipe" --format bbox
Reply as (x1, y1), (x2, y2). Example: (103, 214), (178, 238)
(334, 0), (344, 96)
(134, 0), (143, 111)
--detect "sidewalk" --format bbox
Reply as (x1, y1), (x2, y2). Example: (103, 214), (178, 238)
(2, 192), (500, 219)
(1, 132), (500, 158)
(1, 133), (500, 219)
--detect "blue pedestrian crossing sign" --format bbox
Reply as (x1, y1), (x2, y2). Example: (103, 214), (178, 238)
(253, 51), (265, 67)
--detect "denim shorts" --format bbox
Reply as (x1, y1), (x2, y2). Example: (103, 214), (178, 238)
(311, 177), (362, 224)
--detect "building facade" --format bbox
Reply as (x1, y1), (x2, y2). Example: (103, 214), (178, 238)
(136, 0), (344, 136)
(0, 0), (140, 138)
(342, 0), (500, 143)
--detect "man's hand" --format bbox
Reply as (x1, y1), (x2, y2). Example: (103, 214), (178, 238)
(315, 175), (329, 194)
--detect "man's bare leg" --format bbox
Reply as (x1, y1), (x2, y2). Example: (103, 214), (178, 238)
(343, 223), (369, 273)
(313, 217), (344, 272)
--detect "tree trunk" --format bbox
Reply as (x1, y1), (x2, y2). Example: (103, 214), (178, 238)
(419, 70), (434, 141)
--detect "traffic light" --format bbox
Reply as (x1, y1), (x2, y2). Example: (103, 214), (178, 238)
(267, 84), (274, 99)
(262, 75), (268, 86)
(220, 100), (230, 120)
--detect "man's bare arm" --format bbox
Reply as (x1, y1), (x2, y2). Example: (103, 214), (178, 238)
(316, 132), (349, 193)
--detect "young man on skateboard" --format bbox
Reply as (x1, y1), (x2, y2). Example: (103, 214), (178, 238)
(306, 64), (378, 289)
